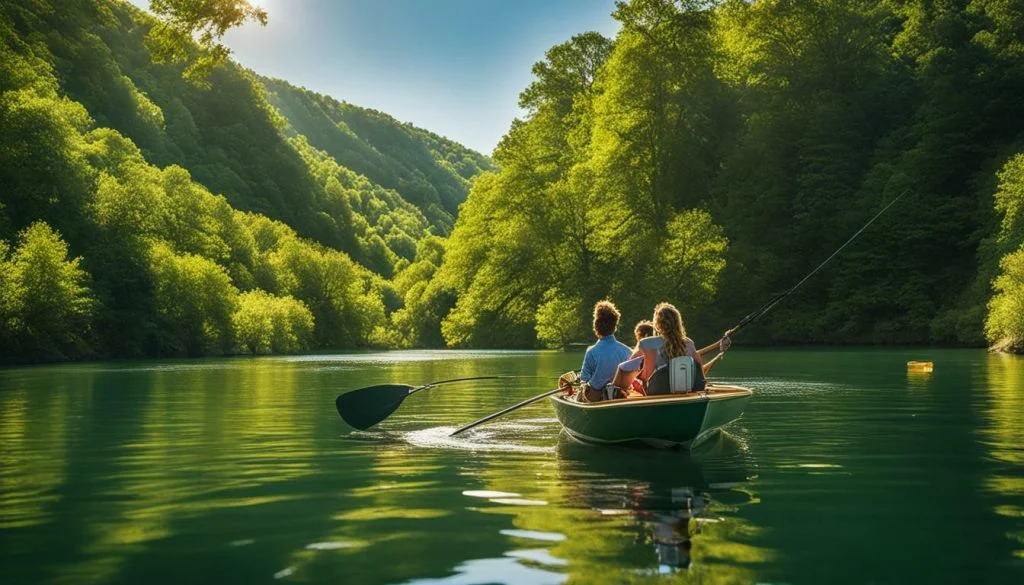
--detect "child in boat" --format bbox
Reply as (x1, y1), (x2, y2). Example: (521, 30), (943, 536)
(633, 320), (655, 346)
(626, 320), (656, 395)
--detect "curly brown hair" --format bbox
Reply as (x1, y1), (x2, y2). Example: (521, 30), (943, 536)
(592, 300), (621, 337)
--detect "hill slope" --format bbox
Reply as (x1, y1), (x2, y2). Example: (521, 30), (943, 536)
(0, 0), (490, 360)
(262, 76), (494, 232)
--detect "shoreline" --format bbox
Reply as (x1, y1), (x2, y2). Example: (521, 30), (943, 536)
(3, 343), (1020, 370)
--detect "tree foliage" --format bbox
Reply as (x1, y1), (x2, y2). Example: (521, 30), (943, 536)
(233, 289), (314, 355)
(431, 0), (1024, 350)
(146, 0), (268, 86)
(0, 223), (93, 360)
(4, 0), (1024, 360)
(985, 155), (1024, 351)
(435, 6), (731, 348)
(0, 0), (492, 361)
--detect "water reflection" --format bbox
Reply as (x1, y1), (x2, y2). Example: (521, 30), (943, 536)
(2, 349), (1022, 584)
(640, 500), (698, 572)
(550, 433), (766, 581)
(982, 353), (1024, 562)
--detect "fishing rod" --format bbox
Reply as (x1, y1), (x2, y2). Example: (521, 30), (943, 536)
(724, 190), (908, 338)
(457, 194), (909, 436)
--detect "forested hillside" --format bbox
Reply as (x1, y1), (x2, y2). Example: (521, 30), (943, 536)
(415, 0), (1024, 351)
(3, 0), (1024, 361)
(0, 0), (490, 361)
(262, 77), (494, 233)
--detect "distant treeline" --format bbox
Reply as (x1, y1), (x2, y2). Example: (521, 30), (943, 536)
(2, 0), (1024, 362)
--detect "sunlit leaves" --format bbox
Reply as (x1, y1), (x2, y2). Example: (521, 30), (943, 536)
(266, 237), (385, 348)
(656, 210), (729, 304)
(535, 290), (587, 349)
(145, 0), (268, 87)
(233, 289), (314, 354)
(986, 154), (1024, 351)
(0, 241), (20, 334)
(387, 236), (455, 348)
(148, 241), (237, 355)
(519, 31), (613, 118)
(437, 1), (729, 347)
(0, 223), (93, 359)
(993, 154), (1024, 251)
(986, 250), (1024, 351)
(0, 89), (94, 230)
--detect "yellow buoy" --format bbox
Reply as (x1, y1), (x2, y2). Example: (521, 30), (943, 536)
(907, 361), (934, 372)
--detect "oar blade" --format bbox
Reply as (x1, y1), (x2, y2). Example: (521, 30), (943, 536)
(335, 384), (413, 430)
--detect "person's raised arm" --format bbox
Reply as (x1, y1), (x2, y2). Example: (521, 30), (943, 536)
(698, 334), (732, 357)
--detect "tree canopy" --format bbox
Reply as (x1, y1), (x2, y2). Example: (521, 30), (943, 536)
(3, 0), (1024, 360)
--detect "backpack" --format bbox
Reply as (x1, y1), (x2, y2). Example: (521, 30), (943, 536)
(647, 355), (706, 395)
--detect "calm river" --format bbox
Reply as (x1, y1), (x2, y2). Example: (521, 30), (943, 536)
(1, 349), (1022, 584)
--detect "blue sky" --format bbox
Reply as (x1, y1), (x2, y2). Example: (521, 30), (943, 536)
(127, 0), (619, 154)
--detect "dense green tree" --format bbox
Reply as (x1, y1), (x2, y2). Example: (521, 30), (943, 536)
(993, 154), (1024, 254)
(389, 236), (456, 347)
(0, 241), (20, 336)
(232, 289), (314, 354)
(985, 154), (1024, 351)
(1, 223), (93, 360)
(535, 290), (588, 349)
(437, 6), (731, 347)
(0, 88), (95, 236)
(148, 242), (237, 355)
(266, 237), (385, 349)
(986, 250), (1024, 351)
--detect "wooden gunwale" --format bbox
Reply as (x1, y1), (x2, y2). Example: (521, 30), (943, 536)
(550, 384), (752, 409)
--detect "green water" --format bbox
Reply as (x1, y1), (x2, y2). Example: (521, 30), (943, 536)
(1, 349), (1022, 584)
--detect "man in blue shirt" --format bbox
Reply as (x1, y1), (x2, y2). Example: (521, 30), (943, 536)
(576, 300), (632, 401)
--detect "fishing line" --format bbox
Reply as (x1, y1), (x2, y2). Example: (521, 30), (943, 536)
(728, 190), (908, 335)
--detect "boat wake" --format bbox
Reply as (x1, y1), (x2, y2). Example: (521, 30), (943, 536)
(718, 378), (847, 397)
(403, 421), (556, 454)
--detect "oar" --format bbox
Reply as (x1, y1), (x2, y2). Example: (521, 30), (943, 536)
(336, 376), (504, 430)
(449, 387), (565, 436)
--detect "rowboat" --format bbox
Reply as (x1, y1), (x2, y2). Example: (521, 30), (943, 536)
(549, 384), (753, 448)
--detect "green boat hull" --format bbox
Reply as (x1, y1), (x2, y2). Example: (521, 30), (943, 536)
(550, 384), (752, 448)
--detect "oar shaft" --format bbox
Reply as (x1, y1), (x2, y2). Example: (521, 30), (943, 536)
(408, 376), (505, 396)
(450, 387), (564, 436)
